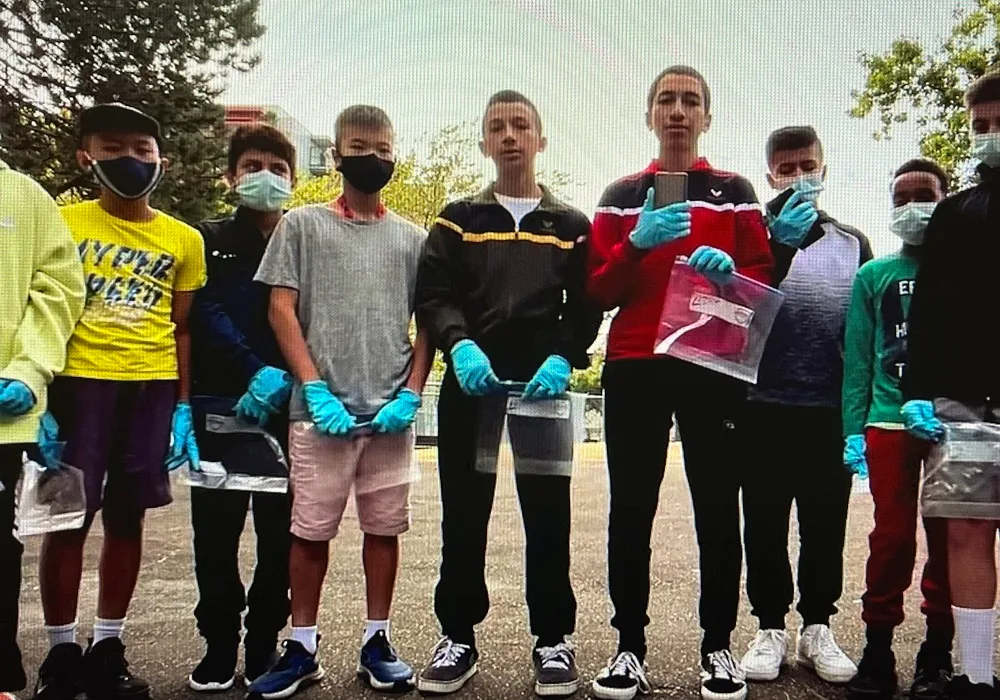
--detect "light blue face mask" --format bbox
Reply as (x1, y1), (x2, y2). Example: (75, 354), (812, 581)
(235, 170), (292, 212)
(971, 132), (1000, 168)
(890, 201), (937, 246)
(773, 172), (825, 202)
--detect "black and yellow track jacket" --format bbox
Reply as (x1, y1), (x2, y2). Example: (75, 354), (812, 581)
(416, 183), (603, 381)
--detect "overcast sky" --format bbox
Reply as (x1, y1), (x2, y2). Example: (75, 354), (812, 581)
(224, 0), (965, 256)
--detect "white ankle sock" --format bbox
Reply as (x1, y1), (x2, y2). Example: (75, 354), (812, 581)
(953, 606), (995, 686)
(291, 626), (318, 655)
(93, 618), (125, 644)
(362, 620), (389, 646)
(46, 621), (77, 649)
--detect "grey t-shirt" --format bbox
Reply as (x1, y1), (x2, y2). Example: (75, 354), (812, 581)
(254, 204), (426, 421)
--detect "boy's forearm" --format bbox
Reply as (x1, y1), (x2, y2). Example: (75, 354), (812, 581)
(270, 302), (321, 384)
(406, 326), (435, 394)
(175, 330), (192, 402)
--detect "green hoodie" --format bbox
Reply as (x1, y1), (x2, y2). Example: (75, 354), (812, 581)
(841, 249), (920, 437)
(0, 160), (86, 444)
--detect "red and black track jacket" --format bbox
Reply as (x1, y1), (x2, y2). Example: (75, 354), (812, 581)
(416, 184), (603, 381)
(587, 158), (774, 362)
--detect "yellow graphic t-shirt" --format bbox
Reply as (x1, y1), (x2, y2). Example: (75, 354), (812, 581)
(60, 200), (207, 380)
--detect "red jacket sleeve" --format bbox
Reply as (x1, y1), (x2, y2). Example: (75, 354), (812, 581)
(586, 207), (645, 311)
(730, 178), (774, 285)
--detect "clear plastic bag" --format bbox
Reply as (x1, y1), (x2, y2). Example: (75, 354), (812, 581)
(922, 401), (1000, 520)
(184, 396), (289, 493)
(474, 388), (575, 477)
(654, 256), (786, 383)
(16, 453), (87, 537)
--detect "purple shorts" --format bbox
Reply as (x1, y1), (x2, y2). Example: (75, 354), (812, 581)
(48, 377), (177, 517)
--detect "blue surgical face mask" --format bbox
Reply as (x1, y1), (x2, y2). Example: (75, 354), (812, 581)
(890, 201), (937, 246)
(971, 132), (1000, 168)
(235, 170), (292, 212)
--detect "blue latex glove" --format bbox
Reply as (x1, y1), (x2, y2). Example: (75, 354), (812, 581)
(248, 366), (293, 411)
(688, 245), (735, 283)
(302, 380), (357, 436)
(235, 391), (273, 426)
(166, 402), (201, 472)
(843, 434), (869, 479)
(901, 400), (945, 443)
(628, 188), (692, 250)
(523, 355), (572, 400)
(450, 340), (501, 396)
(37, 412), (65, 471)
(769, 190), (819, 248)
(372, 388), (422, 434)
(0, 379), (37, 416)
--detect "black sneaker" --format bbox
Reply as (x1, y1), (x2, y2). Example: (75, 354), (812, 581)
(416, 637), (478, 695)
(946, 676), (999, 700)
(31, 644), (86, 700)
(846, 646), (897, 699)
(700, 650), (747, 700)
(81, 638), (149, 700)
(244, 643), (281, 688)
(592, 651), (650, 700)
(188, 643), (237, 692)
(533, 640), (579, 697)
(910, 647), (952, 700)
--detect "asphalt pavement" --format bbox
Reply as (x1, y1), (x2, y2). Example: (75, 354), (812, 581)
(18, 443), (936, 700)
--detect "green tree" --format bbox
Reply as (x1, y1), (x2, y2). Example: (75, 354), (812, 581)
(850, 0), (1000, 184)
(569, 348), (605, 395)
(0, 0), (264, 223)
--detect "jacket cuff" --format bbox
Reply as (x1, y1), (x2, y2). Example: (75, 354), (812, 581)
(1, 360), (46, 404)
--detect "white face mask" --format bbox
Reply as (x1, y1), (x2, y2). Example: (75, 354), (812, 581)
(771, 172), (825, 202)
(889, 201), (937, 246)
(971, 132), (1000, 168)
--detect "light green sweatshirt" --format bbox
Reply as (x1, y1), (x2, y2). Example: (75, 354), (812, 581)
(0, 160), (86, 444)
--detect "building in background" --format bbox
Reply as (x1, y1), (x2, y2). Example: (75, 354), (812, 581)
(224, 104), (332, 176)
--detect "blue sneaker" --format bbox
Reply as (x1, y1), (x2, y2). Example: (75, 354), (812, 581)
(246, 640), (324, 700)
(357, 631), (415, 692)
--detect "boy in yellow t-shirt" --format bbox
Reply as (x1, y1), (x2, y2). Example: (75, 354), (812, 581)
(31, 103), (206, 700)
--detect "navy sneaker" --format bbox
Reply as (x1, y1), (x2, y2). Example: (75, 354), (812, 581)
(357, 630), (414, 692)
(246, 640), (324, 700)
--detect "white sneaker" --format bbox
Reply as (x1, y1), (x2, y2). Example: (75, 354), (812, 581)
(796, 624), (858, 684)
(741, 629), (787, 682)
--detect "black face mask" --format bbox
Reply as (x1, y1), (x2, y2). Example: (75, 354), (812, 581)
(90, 156), (163, 200)
(337, 154), (394, 194)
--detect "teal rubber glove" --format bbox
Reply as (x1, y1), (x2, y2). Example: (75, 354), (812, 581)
(843, 434), (869, 479)
(0, 379), (37, 416)
(628, 188), (692, 250)
(901, 400), (945, 443)
(166, 402), (201, 472)
(769, 190), (819, 248)
(523, 355), (572, 400)
(235, 391), (273, 426)
(450, 340), (501, 396)
(372, 388), (422, 434)
(688, 245), (735, 283)
(302, 380), (357, 436)
(37, 412), (65, 471)
(248, 366), (293, 411)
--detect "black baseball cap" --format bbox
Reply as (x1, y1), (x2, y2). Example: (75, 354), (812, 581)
(79, 103), (162, 146)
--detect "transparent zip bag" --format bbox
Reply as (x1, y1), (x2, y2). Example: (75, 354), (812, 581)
(16, 451), (87, 537)
(184, 395), (289, 493)
(474, 383), (574, 477)
(922, 399), (1000, 520)
(654, 256), (786, 384)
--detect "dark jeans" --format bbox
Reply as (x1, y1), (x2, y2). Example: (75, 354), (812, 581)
(0, 444), (27, 692)
(603, 359), (746, 661)
(433, 373), (576, 648)
(740, 402), (853, 629)
(191, 486), (291, 649)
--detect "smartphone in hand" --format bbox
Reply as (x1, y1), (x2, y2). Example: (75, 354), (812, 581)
(654, 171), (688, 209)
